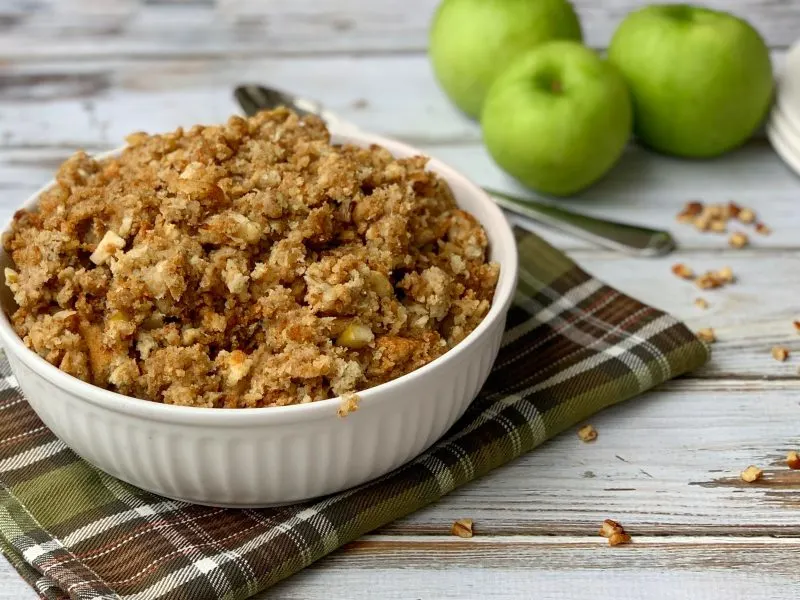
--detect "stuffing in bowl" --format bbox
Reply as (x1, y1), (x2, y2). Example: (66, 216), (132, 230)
(0, 109), (517, 505)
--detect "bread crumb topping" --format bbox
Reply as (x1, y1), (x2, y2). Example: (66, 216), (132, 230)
(3, 109), (499, 408)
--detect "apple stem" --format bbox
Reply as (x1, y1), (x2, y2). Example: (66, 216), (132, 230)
(551, 79), (563, 94)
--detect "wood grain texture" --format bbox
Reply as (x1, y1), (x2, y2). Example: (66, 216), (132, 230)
(0, 50), (787, 149)
(380, 383), (800, 537)
(0, 55), (477, 147)
(2, 538), (800, 600)
(0, 0), (797, 59)
(570, 248), (800, 378)
(263, 536), (800, 600)
(5, 536), (799, 600)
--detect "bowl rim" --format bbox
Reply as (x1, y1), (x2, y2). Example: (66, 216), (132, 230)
(0, 129), (518, 426)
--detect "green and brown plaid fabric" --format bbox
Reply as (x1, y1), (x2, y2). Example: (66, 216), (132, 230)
(0, 230), (708, 600)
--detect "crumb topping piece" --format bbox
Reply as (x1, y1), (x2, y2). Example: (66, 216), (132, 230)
(771, 346), (790, 362)
(716, 266), (734, 283)
(4, 109), (499, 408)
(696, 328), (716, 343)
(738, 207), (756, 224)
(740, 465), (763, 483)
(608, 531), (633, 546)
(786, 451), (800, 470)
(728, 231), (749, 249)
(599, 519), (623, 538)
(451, 518), (474, 538)
(675, 201), (771, 242)
(690, 267), (734, 291)
(671, 263), (694, 280)
(599, 519), (632, 547)
(337, 392), (360, 417)
(577, 424), (597, 442)
(755, 222), (771, 236)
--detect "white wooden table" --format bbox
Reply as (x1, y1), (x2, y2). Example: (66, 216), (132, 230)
(1, 1), (799, 598)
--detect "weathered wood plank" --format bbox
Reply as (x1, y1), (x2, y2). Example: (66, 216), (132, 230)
(380, 383), (800, 537)
(261, 536), (800, 600)
(0, 55), (479, 147)
(0, 49), (787, 149)
(4, 535), (799, 600)
(571, 248), (800, 379)
(0, 0), (796, 59)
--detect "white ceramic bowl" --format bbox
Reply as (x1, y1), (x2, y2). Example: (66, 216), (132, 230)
(767, 107), (800, 176)
(0, 129), (518, 507)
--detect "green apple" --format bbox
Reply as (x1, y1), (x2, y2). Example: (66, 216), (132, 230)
(429, 0), (582, 119)
(481, 41), (632, 197)
(608, 4), (773, 158)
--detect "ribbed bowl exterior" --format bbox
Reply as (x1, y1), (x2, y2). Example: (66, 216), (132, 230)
(8, 316), (505, 507)
(0, 129), (517, 507)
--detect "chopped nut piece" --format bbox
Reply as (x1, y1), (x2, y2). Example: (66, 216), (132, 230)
(89, 230), (125, 265)
(451, 518), (474, 538)
(693, 217), (711, 232)
(577, 424), (597, 442)
(125, 131), (148, 145)
(696, 328), (716, 343)
(709, 220), (727, 233)
(671, 263), (694, 280)
(716, 266), (734, 284)
(738, 207), (756, 224)
(220, 349), (253, 387)
(337, 392), (360, 418)
(608, 532), (632, 547)
(3, 268), (19, 297)
(684, 201), (704, 215)
(694, 298), (709, 310)
(336, 323), (375, 349)
(677, 201), (704, 223)
(754, 222), (771, 236)
(599, 517), (633, 546)
(794, 321), (800, 333)
(599, 519), (625, 538)
(787, 451), (800, 470)
(676, 201), (767, 240)
(771, 346), (790, 362)
(728, 231), (749, 249)
(3, 267), (18, 286)
(696, 272), (724, 290)
(108, 310), (128, 324)
(118, 213), (134, 237)
(740, 465), (763, 483)
(367, 271), (394, 297)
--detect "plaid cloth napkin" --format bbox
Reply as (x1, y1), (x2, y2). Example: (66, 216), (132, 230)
(0, 229), (708, 600)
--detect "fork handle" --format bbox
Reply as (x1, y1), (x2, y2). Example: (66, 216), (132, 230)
(486, 189), (676, 257)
